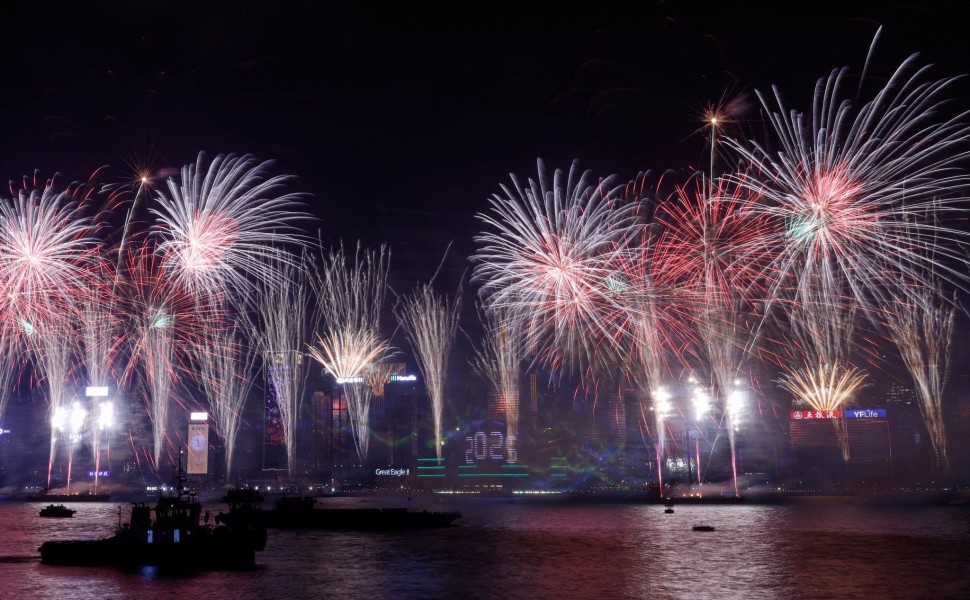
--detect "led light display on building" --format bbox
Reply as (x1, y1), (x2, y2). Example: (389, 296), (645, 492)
(463, 419), (517, 465)
(843, 408), (887, 419)
(187, 422), (209, 474)
(790, 410), (842, 420)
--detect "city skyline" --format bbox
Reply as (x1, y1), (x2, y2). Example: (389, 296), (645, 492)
(1, 4), (969, 491)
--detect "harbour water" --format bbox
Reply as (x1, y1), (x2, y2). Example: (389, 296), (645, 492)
(2, 495), (969, 599)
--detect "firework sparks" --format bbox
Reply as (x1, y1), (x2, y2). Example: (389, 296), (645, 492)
(395, 284), (461, 462)
(724, 31), (970, 318)
(27, 321), (79, 490)
(308, 242), (392, 463)
(241, 251), (322, 477)
(121, 245), (219, 469)
(192, 325), (259, 480)
(0, 180), (98, 337)
(77, 263), (125, 494)
(151, 152), (312, 298)
(471, 307), (523, 449)
(653, 175), (771, 492)
(885, 284), (955, 471)
(0, 318), (26, 431)
(308, 327), (392, 463)
(472, 158), (643, 373)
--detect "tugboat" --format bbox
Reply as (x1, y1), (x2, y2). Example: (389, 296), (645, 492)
(216, 492), (461, 531)
(38, 448), (267, 570)
(39, 504), (76, 518)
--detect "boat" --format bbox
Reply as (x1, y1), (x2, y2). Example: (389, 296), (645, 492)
(38, 449), (267, 571)
(215, 491), (461, 531)
(692, 524), (715, 532)
(39, 504), (76, 518)
(28, 490), (113, 502)
(663, 499), (674, 514)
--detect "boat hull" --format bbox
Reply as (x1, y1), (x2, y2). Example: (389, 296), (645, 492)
(217, 505), (461, 531)
(38, 531), (258, 570)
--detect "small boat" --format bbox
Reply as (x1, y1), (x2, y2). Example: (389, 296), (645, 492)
(692, 524), (715, 532)
(38, 448), (266, 570)
(39, 504), (76, 518)
(664, 507), (675, 514)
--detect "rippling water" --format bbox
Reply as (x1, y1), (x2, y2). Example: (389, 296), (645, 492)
(3, 496), (970, 599)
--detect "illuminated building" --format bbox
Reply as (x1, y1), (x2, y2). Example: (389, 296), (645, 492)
(262, 351), (303, 472)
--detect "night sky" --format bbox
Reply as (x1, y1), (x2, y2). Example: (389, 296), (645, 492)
(1, 2), (969, 378)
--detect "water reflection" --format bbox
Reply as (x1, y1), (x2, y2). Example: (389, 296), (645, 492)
(2, 498), (969, 599)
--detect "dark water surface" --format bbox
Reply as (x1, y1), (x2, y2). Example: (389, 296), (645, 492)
(2, 495), (969, 599)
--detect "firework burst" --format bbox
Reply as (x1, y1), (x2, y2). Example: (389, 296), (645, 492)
(151, 152), (312, 299)
(724, 31), (970, 318)
(472, 158), (643, 373)
(0, 179), (99, 336)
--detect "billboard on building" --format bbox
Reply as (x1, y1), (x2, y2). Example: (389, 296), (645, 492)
(187, 422), (209, 474)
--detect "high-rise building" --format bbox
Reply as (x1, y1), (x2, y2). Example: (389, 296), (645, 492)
(263, 351), (303, 472)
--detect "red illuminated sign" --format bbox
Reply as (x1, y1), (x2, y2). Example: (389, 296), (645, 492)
(790, 410), (842, 420)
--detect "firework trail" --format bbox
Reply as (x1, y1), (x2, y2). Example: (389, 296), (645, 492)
(599, 175), (691, 490)
(364, 361), (403, 405)
(394, 283), (462, 461)
(653, 175), (771, 491)
(777, 287), (866, 462)
(308, 327), (392, 463)
(27, 322), (79, 490)
(472, 158), (643, 374)
(193, 325), (259, 480)
(0, 176), (98, 481)
(151, 152), (311, 299)
(723, 30), (970, 320)
(471, 306), (523, 450)
(77, 262), (125, 494)
(122, 245), (217, 469)
(308, 242), (392, 463)
(0, 328), (20, 429)
(241, 251), (323, 476)
(885, 283), (955, 471)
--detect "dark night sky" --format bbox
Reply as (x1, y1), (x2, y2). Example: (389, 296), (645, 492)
(2, 3), (968, 282)
(1, 2), (969, 381)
